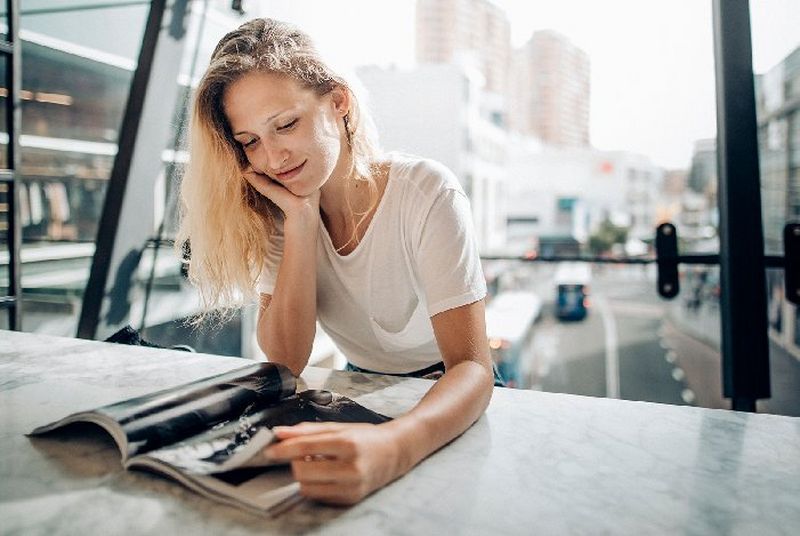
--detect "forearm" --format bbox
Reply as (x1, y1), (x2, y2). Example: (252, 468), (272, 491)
(258, 212), (319, 376)
(384, 359), (494, 474)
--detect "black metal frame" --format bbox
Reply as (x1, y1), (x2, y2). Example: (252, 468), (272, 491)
(712, 0), (770, 411)
(77, 0), (191, 340)
(1, 0), (21, 330)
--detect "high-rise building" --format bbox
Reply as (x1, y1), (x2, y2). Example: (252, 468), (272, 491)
(511, 30), (590, 147)
(756, 46), (800, 255)
(415, 0), (511, 96)
(755, 45), (800, 354)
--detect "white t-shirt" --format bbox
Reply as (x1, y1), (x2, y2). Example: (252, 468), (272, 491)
(257, 153), (487, 374)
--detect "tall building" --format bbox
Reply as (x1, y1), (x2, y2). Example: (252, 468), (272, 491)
(415, 0), (511, 97)
(511, 30), (590, 147)
(755, 45), (800, 355)
(756, 46), (800, 255)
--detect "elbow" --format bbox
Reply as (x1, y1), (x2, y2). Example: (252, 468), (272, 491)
(257, 336), (312, 378)
(285, 361), (307, 378)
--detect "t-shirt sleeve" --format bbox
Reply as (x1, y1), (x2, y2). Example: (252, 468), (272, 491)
(413, 188), (487, 316)
(256, 220), (285, 296)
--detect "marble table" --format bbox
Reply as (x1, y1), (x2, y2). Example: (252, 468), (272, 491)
(1, 330), (798, 535)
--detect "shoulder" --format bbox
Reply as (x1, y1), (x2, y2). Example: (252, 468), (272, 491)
(387, 152), (465, 201)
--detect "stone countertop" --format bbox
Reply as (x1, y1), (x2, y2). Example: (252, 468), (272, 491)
(1, 329), (798, 535)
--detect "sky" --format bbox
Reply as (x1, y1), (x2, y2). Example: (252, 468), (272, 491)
(261, 0), (800, 170)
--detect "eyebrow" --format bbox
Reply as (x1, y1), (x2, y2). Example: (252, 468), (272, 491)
(233, 108), (292, 136)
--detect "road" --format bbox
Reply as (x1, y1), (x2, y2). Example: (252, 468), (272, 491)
(517, 263), (689, 406)
(504, 262), (800, 416)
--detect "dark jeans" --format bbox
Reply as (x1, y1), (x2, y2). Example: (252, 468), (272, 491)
(345, 361), (507, 387)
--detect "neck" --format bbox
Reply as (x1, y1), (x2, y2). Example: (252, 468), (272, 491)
(319, 152), (358, 223)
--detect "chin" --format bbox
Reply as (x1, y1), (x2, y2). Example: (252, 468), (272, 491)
(286, 183), (317, 198)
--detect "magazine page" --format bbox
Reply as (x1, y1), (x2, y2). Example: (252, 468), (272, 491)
(127, 389), (391, 515)
(129, 416), (299, 516)
(132, 389), (391, 475)
(134, 458), (302, 517)
(30, 362), (297, 460)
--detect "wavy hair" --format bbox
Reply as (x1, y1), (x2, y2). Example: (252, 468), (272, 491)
(177, 18), (381, 320)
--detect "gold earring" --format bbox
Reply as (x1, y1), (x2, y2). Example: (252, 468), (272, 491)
(343, 113), (353, 147)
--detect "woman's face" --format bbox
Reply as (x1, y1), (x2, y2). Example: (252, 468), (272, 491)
(222, 71), (348, 197)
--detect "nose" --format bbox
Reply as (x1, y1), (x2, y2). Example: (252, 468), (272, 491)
(263, 143), (289, 173)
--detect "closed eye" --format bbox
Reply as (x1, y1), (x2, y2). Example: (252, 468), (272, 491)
(240, 138), (257, 149)
(277, 118), (298, 131)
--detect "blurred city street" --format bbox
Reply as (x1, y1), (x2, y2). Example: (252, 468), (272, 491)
(512, 263), (800, 417)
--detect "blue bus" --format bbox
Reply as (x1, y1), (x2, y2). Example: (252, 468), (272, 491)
(485, 291), (542, 388)
(554, 263), (591, 321)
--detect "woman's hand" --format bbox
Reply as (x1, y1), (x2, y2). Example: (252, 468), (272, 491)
(265, 422), (407, 505)
(243, 166), (320, 221)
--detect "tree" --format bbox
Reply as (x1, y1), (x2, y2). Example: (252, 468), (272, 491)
(588, 219), (628, 255)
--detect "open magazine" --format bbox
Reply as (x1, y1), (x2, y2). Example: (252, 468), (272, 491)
(29, 362), (390, 516)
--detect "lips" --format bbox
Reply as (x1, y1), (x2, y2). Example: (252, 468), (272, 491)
(274, 161), (306, 182)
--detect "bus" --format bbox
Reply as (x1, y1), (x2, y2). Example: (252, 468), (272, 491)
(485, 290), (542, 388)
(554, 262), (591, 321)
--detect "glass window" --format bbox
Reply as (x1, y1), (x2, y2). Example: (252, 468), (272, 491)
(131, 7), (254, 355)
(20, 1), (148, 65)
(0, 2), (146, 336)
(6, 1), (797, 415)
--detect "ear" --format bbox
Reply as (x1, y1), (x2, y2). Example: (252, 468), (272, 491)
(329, 85), (350, 117)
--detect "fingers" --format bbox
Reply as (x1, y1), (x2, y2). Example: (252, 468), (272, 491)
(273, 422), (348, 439)
(264, 423), (392, 506)
(242, 167), (284, 199)
(266, 432), (358, 461)
(241, 166), (321, 218)
(290, 458), (356, 484)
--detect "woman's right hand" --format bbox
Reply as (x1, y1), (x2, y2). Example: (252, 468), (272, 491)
(243, 166), (320, 222)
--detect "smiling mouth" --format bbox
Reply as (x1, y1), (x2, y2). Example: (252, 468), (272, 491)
(274, 161), (306, 182)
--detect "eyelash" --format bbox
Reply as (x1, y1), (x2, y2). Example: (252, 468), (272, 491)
(277, 118), (298, 131)
(240, 119), (298, 149)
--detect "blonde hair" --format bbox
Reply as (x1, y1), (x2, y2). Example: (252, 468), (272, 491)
(177, 18), (381, 319)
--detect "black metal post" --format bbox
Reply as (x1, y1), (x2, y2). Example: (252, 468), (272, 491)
(77, 0), (190, 339)
(711, 0), (770, 412)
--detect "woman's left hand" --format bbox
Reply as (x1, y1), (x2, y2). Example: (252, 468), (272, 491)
(264, 422), (405, 505)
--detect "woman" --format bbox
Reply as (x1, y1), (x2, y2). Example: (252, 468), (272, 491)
(178, 18), (496, 505)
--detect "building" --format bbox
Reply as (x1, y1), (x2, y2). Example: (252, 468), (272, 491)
(657, 169), (688, 225)
(755, 45), (800, 355)
(681, 138), (719, 246)
(504, 143), (662, 254)
(687, 138), (717, 196)
(357, 63), (507, 251)
(510, 30), (590, 147)
(415, 0), (511, 97)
